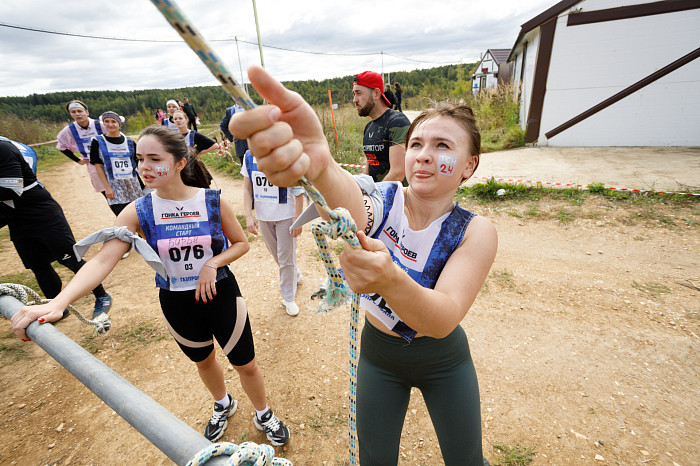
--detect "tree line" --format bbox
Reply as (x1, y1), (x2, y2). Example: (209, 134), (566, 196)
(0, 63), (477, 126)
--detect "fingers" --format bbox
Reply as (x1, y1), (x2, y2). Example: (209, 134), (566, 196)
(356, 231), (387, 252)
(230, 105), (281, 140)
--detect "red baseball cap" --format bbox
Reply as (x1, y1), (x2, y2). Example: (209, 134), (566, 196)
(353, 71), (391, 107)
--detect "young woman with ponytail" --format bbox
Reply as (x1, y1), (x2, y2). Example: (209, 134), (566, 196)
(11, 125), (291, 446)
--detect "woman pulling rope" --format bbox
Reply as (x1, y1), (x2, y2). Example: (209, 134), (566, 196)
(231, 65), (498, 465)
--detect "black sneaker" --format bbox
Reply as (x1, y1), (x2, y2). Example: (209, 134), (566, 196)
(253, 409), (290, 446)
(204, 395), (238, 442)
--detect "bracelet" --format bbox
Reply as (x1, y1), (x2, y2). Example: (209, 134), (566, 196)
(204, 264), (217, 270)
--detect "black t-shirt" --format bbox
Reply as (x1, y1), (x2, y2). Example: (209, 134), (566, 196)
(362, 109), (410, 181)
(191, 131), (216, 153)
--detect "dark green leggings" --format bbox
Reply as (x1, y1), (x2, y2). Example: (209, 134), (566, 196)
(357, 321), (483, 465)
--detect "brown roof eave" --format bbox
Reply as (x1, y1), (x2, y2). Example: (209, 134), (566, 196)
(507, 0), (583, 62)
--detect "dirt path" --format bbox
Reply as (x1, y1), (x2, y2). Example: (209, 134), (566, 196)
(0, 159), (698, 465)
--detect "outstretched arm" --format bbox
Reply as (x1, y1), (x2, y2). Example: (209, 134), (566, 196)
(10, 205), (137, 340)
(230, 65), (367, 232)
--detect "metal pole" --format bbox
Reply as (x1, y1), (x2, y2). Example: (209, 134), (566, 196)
(251, 0), (265, 69)
(0, 295), (228, 466)
(234, 36), (248, 95)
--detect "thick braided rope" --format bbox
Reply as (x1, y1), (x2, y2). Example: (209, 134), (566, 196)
(187, 441), (292, 466)
(301, 181), (361, 466)
(149, 2), (358, 462)
(0, 283), (111, 334)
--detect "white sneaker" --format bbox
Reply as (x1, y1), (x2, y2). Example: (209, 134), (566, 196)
(283, 300), (299, 316)
(121, 251), (130, 259)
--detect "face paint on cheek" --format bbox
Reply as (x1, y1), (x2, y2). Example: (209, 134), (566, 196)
(155, 165), (170, 177)
(437, 153), (457, 176)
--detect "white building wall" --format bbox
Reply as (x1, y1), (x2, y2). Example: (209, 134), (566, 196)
(539, 6), (700, 146)
(517, 32), (540, 131)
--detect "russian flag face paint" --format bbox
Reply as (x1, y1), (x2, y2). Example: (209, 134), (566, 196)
(438, 153), (457, 176)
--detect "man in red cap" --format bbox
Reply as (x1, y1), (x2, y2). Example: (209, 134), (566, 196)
(352, 71), (411, 182)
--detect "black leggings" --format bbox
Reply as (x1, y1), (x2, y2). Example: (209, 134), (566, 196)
(357, 320), (483, 465)
(159, 274), (255, 367)
(30, 255), (107, 299)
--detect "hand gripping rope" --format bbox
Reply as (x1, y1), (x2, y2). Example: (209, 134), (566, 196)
(151, 1), (360, 463)
(0, 283), (111, 334)
(186, 441), (292, 466)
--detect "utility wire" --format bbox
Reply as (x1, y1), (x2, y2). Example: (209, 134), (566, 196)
(0, 21), (455, 65)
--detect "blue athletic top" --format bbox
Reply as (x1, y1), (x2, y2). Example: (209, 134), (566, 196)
(135, 188), (230, 291)
(361, 181), (476, 342)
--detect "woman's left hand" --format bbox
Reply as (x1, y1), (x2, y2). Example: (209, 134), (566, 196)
(339, 231), (396, 295)
(196, 264), (218, 303)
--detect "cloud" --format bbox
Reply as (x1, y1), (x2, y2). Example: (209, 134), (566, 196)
(0, 0), (553, 96)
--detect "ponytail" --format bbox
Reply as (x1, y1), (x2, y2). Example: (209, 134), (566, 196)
(181, 149), (213, 188)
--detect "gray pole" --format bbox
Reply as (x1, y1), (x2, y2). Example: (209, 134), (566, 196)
(0, 295), (228, 466)
(251, 0), (265, 69)
(234, 36), (248, 95)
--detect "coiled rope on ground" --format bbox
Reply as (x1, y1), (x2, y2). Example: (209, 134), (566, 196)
(186, 441), (292, 466)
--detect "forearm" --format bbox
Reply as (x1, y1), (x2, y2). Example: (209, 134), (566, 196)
(94, 165), (110, 191)
(50, 244), (123, 309)
(198, 143), (219, 156)
(308, 161), (367, 232)
(379, 268), (464, 338)
(243, 182), (254, 218)
(61, 149), (81, 163)
(206, 240), (249, 268)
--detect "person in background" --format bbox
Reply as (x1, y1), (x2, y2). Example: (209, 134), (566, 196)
(384, 83), (397, 109)
(172, 110), (219, 158)
(352, 71), (411, 183)
(10, 126), (291, 446)
(161, 100), (180, 131)
(241, 149), (304, 317)
(220, 104), (249, 164)
(1, 138), (112, 323)
(182, 98), (198, 131)
(230, 65), (497, 465)
(394, 82), (403, 112)
(55, 100), (107, 198)
(155, 108), (165, 124)
(172, 109), (218, 186)
(89, 111), (145, 217)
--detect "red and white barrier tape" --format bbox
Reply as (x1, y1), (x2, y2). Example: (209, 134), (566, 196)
(28, 139), (58, 147)
(470, 176), (699, 196)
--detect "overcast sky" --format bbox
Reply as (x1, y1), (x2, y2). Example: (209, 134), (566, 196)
(0, 0), (553, 97)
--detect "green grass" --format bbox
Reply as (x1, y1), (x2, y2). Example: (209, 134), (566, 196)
(201, 151), (242, 179)
(457, 178), (699, 227)
(632, 281), (671, 299)
(79, 334), (103, 354)
(305, 407), (345, 435)
(489, 268), (516, 290)
(0, 271), (41, 294)
(491, 442), (537, 465)
(0, 340), (30, 361)
(120, 322), (167, 348)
